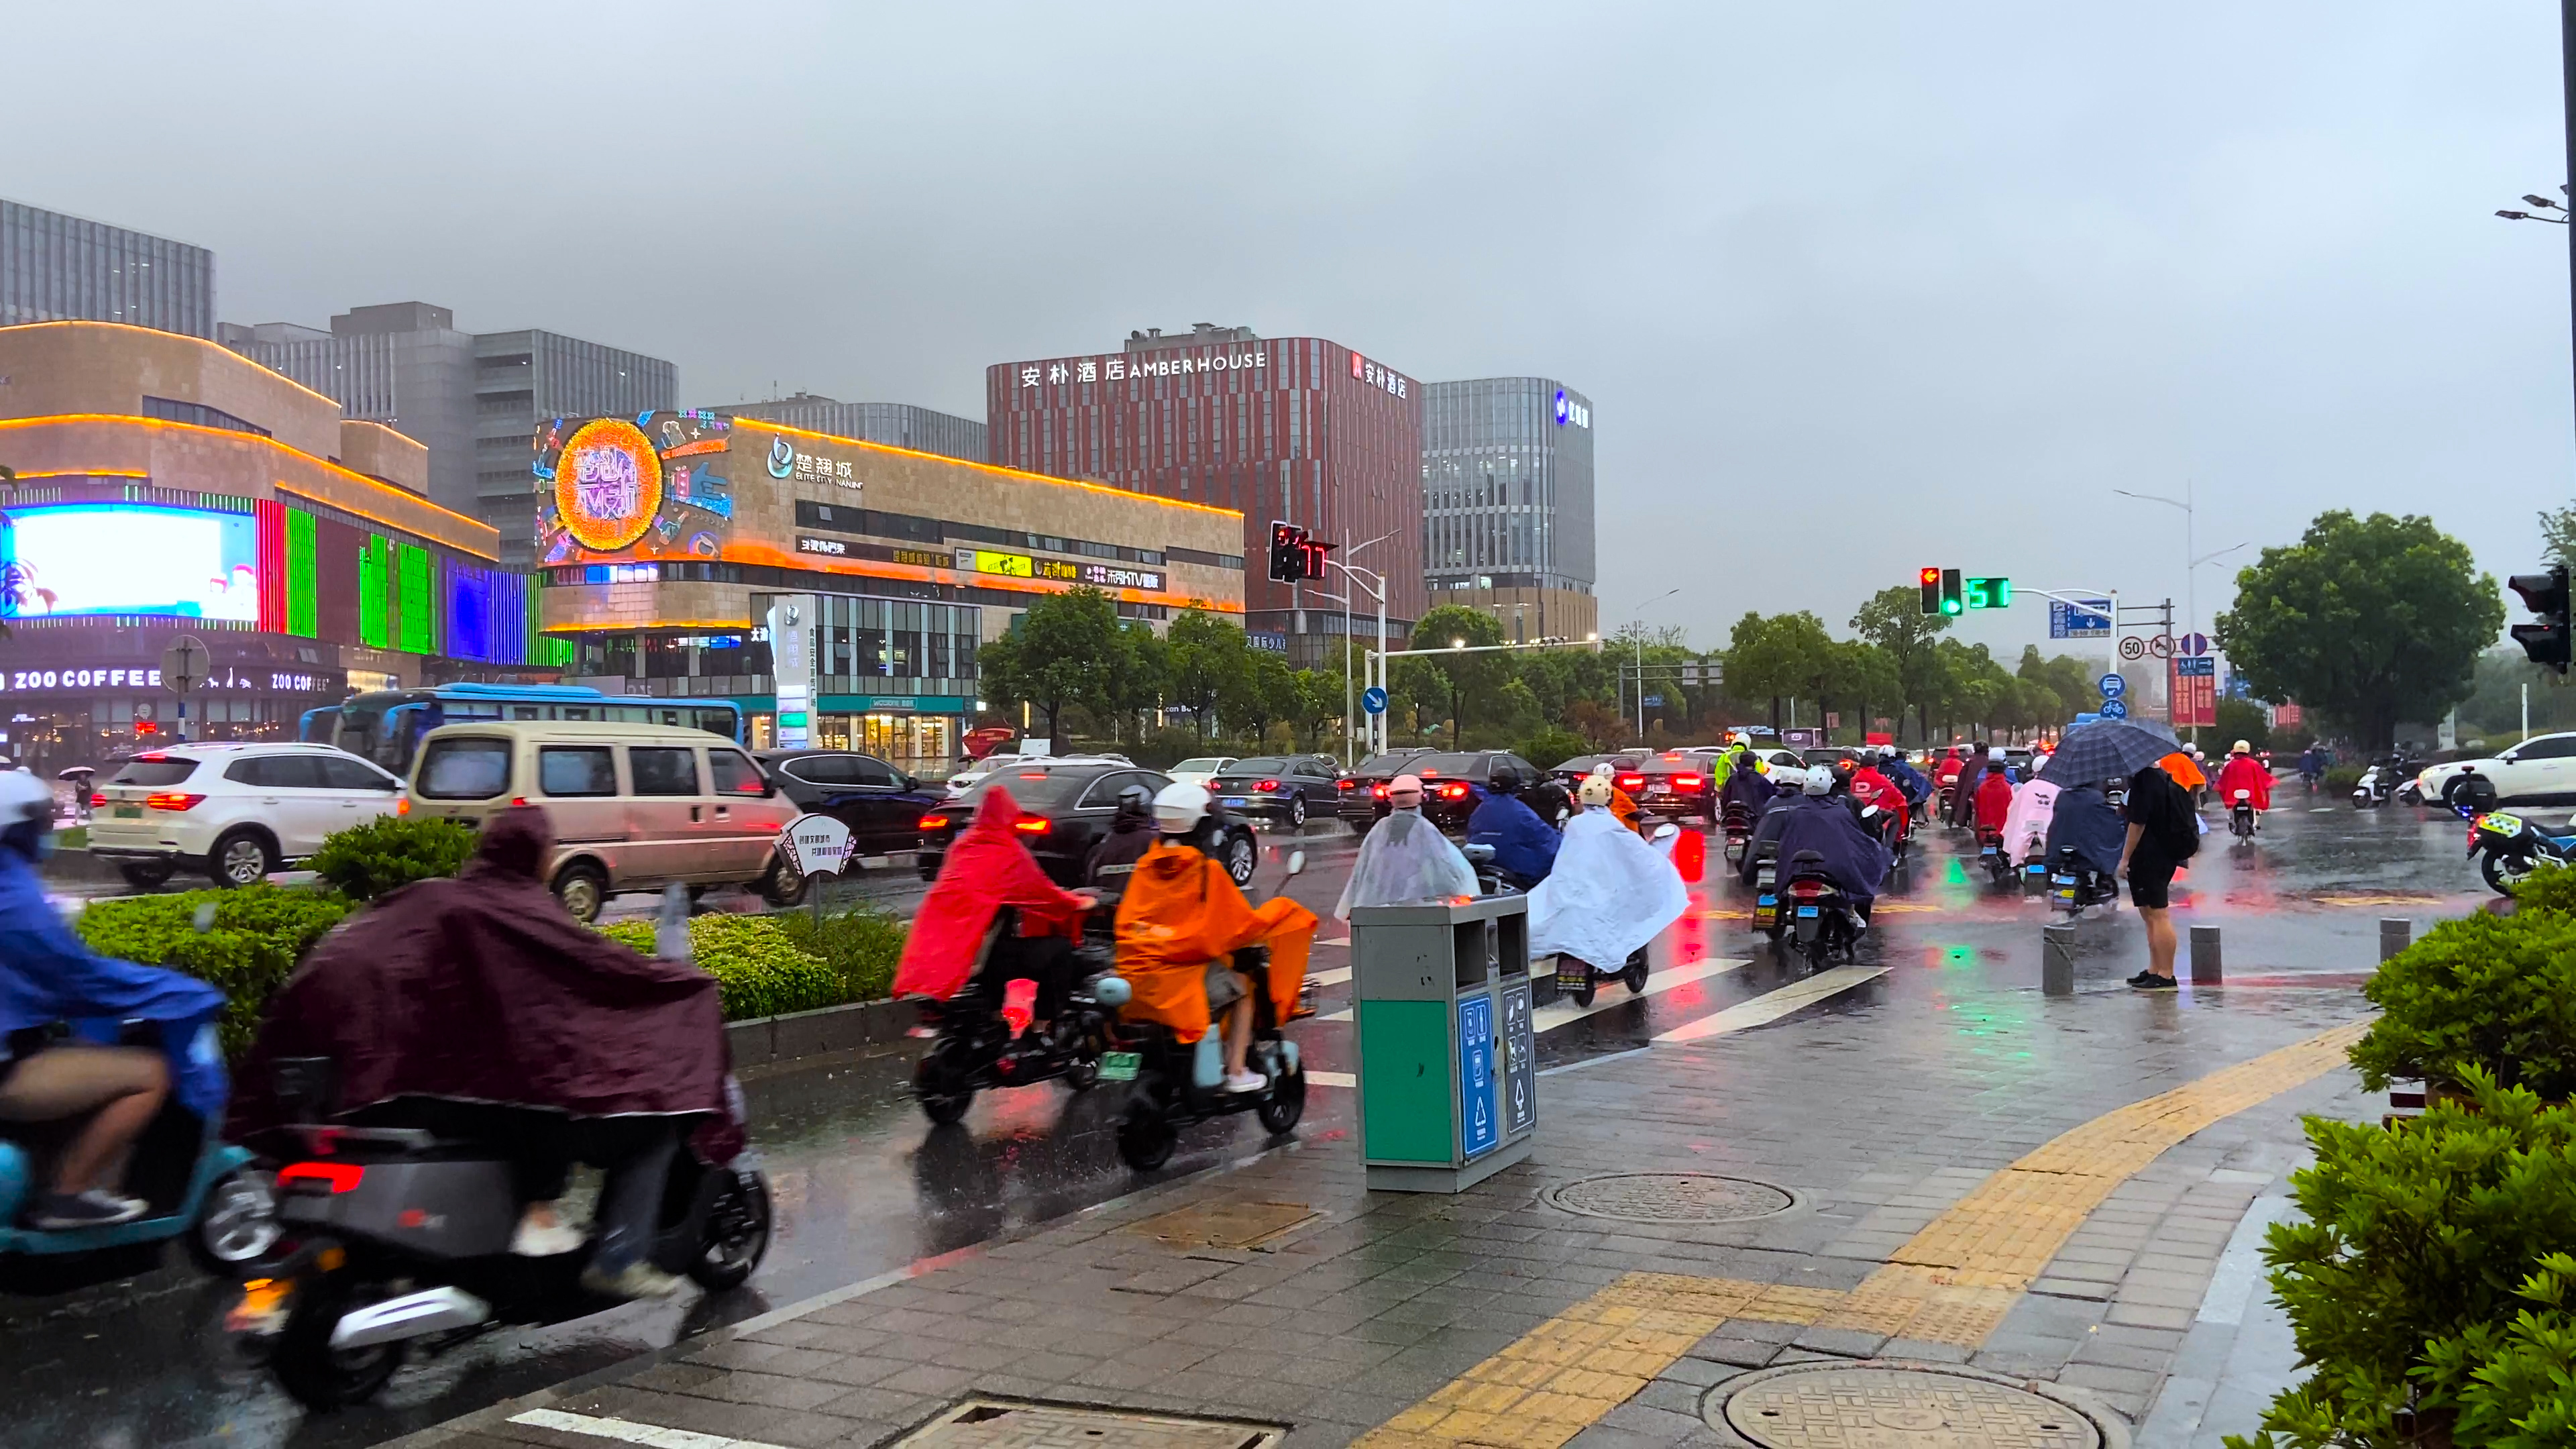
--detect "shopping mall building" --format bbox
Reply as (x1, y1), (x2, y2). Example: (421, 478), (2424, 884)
(533, 411), (1244, 766)
(0, 321), (547, 776)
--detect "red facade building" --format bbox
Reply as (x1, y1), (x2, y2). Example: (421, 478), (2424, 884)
(986, 325), (1424, 658)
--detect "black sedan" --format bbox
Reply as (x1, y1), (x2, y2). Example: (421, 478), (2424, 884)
(1207, 754), (1341, 828)
(1409, 750), (1548, 833)
(914, 762), (1260, 888)
(755, 749), (946, 853)
(1627, 751), (1718, 823)
(1550, 752), (1643, 796)
(1334, 748), (1438, 830)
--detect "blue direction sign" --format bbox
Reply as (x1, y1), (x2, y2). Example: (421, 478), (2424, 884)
(2100, 698), (2130, 720)
(2049, 598), (2114, 639)
(2098, 673), (2127, 700)
(1360, 686), (1388, 715)
(2176, 655), (2216, 678)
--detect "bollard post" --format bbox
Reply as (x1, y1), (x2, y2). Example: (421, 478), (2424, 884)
(2042, 923), (2076, 996)
(2379, 918), (2412, 963)
(2189, 924), (2222, 985)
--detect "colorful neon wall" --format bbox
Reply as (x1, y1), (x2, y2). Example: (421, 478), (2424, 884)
(237, 496), (551, 663)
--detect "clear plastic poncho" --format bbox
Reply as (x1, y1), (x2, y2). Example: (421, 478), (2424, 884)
(1527, 809), (1689, 967)
(1336, 809), (1479, 919)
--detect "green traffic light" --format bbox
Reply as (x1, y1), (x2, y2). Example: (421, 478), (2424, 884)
(1941, 598), (1962, 616)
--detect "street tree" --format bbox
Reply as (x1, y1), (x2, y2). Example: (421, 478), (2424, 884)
(2215, 511), (2504, 751)
(1851, 585), (1955, 741)
(976, 586), (1126, 751)
(1411, 604), (1507, 737)
(1723, 611), (1835, 733)
(1222, 647), (1301, 748)
(1165, 609), (1250, 743)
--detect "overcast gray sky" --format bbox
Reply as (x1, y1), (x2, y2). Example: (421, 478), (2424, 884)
(11, 2), (2568, 656)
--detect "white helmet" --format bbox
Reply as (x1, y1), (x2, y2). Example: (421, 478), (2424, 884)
(1801, 769), (1833, 796)
(1152, 780), (1213, 835)
(0, 769), (52, 844)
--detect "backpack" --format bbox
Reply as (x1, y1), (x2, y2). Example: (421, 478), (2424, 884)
(2147, 774), (2200, 861)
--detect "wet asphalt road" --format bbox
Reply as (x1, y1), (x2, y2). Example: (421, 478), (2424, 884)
(0, 789), (2489, 1448)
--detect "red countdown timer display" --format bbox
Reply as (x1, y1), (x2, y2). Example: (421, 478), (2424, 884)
(553, 417), (663, 553)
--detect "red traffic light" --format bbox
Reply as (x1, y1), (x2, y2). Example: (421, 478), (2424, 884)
(1919, 567), (1940, 586)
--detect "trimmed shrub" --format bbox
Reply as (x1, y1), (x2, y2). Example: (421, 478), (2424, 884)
(2510, 860), (2576, 918)
(2230, 1072), (2576, 1448)
(307, 814), (475, 902)
(2349, 910), (2576, 1099)
(596, 914), (845, 1021)
(76, 885), (352, 1055)
(775, 906), (906, 1004)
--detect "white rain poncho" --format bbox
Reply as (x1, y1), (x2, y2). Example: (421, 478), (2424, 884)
(1335, 809), (1479, 919)
(1527, 809), (1689, 967)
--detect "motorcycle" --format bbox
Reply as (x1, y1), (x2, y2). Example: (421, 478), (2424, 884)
(1550, 823), (1676, 1006)
(1720, 800), (1755, 865)
(2353, 753), (2421, 810)
(239, 1059), (772, 1409)
(2045, 848), (2118, 914)
(1976, 826), (2016, 886)
(1106, 852), (1311, 1171)
(1782, 849), (1860, 972)
(2463, 806), (2576, 895)
(2229, 789), (2259, 841)
(0, 1020), (280, 1283)
(911, 908), (1120, 1125)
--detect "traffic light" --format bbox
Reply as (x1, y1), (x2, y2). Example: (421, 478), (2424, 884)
(1940, 568), (1964, 616)
(2510, 564), (2571, 673)
(1918, 568), (1941, 614)
(1267, 521), (1332, 582)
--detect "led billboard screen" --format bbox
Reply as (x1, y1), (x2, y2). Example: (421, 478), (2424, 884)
(2, 504), (260, 621)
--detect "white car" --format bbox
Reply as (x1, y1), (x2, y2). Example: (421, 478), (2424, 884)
(87, 742), (405, 890)
(1167, 756), (1239, 789)
(2416, 733), (2576, 808)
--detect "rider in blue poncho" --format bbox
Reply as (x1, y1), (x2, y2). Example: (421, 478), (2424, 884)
(1466, 765), (1560, 886)
(0, 770), (226, 1229)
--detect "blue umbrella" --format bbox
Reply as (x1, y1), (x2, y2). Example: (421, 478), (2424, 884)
(2037, 718), (2184, 786)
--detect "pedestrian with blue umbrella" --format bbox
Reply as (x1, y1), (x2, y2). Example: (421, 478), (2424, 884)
(2039, 720), (2201, 989)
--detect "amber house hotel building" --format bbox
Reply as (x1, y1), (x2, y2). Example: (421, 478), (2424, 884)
(985, 324), (1426, 663)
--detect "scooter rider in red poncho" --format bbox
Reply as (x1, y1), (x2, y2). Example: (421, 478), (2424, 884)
(1973, 749), (2017, 835)
(2215, 740), (2272, 814)
(1845, 758), (1909, 837)
(893, 787), (1097, 1029)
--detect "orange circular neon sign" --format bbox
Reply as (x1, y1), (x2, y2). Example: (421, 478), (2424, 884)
(553, 417), (663, 553)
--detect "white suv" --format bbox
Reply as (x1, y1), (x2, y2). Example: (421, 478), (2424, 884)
(89, 743), (405, 890)
(2416, 733), (2576, 809)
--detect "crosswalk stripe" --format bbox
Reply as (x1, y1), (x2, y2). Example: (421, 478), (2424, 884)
(1652, 965), (1888, 1043)
(1307, 1070), (1356, 1088)
(1309, 966), (1354, 987)
(1312, 957), (1749, 1026)
(513, 1408), (790, 1449)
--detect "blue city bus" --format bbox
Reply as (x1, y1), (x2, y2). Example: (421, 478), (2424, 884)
(301, 683), (747, 778)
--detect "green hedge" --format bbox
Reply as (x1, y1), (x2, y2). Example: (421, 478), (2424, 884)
(2349, 908), (2576, 1100)
(75, 885), (352, 1056)
(307, 815), (474, 902)
(2232, 1072), (2576, 1448)
(596, 914), (850, 1020)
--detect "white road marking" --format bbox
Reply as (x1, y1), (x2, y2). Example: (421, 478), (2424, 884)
(1312, 957), (1749, 1025)
(1305, 1070), (1356, 1088)
(1316, 936), (1351, 947)
(1652, 965), (1888, 1043)
(1308, 966), (1354, 987)
(512, 1408), (792, 1449)
(2308, 807), (2336, 814)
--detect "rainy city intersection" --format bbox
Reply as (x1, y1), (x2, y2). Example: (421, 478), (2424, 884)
(6, 798), (2471, 1449)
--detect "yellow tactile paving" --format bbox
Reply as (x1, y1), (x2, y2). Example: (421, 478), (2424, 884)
(1353, 1019), (2371, 1449)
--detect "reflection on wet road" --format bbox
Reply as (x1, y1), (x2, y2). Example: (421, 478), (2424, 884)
(0, 796), (2485, 1446)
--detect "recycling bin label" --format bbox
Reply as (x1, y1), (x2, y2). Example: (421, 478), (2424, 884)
(1499, 979), (1536, 1138)
(1458, 995), (1497, 1159)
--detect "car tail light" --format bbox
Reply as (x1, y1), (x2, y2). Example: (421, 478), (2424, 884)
(1257, 780), (1280, 792)
(918, 813), (951, 831)
(396, 798), (411, 816)
(277, 1162), (365, 1195)
(1338, 779), (1356, 792)
(1014, 816), (1052, 835)
(1615, 773), (1646, 793)
(1372, 784), (1389, 799)
(1674, 773), (1704, 790)
(1440, 782), (1470, 800)
(145, 792), (205, 812)
(89, 792), (105, 808)
(136, 753), (168, 762)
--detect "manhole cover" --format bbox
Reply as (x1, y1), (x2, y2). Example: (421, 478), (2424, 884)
(1715, 1364), (2106, 1448)
(896, 1401), (1284, 1449)
(1541, 1173), (1796, 1223)
(1123, 1199), (1317, 1250)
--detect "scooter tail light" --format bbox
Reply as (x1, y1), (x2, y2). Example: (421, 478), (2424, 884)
(1789, 880), (1825, 899)
(278, 1162), (365, 1195)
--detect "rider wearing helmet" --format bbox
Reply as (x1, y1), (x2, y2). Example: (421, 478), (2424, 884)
(1084, 782), (1159, 897)
(1737, 764), (1894, 921)
(1120, 783), (1275, 1093)
(2215, 739), (2273, 816)
(1973, 746), (2017, 834)
(1878, 746), (1932, 813)
(1845, 752), (1910, 837)
(0, 769), (227, 1228)
(1467, 764), (1560, 888)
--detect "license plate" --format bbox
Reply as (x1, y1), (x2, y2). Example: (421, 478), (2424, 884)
(2053, 874), (2075, 885)
(1557, 966), (1588, 987)
(113, 806), (142, 818)
(1221, 797), (1248, 808)
(1798, 905), (1820, 917)
(1097, 1051), (1140, 1082)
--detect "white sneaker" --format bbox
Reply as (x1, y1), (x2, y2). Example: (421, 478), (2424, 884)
(511, 1203), (585, 1257)
(1223, 1070), (1268, 1093)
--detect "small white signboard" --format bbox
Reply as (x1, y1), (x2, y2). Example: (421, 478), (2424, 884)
(778, 813), (855, 878)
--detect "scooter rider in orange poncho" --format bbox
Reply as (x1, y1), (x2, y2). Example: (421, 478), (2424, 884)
(1113, 784), (1316, 1094)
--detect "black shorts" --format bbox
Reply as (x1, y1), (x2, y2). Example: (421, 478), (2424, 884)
(2129, 855), (2178, 910)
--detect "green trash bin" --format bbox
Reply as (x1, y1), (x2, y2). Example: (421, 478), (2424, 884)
(1348, 894), (1536, 1192)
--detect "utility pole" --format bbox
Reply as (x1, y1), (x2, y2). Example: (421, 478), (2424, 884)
(2565, 0), (2575, 437)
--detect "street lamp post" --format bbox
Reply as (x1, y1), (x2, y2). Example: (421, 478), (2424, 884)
(1331, 549), (1393, 761)
(1629, 588), (1682, 742)
(2490, 0), (2576, 452)
(1332, 531), (1395, 767)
